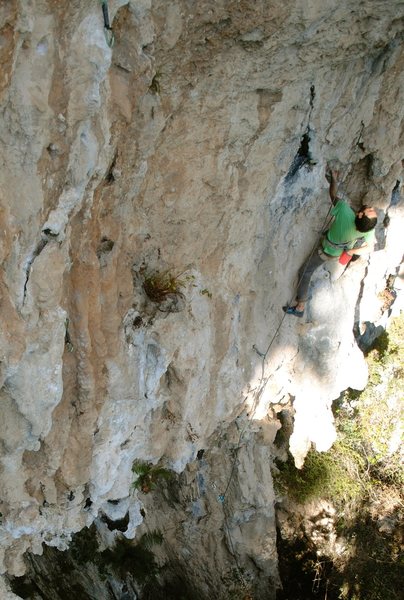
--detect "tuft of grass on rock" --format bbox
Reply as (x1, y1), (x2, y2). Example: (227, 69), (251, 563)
(143, 270), (187, 303)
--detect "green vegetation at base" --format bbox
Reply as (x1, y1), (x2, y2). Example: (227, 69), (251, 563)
(275, 314), (403, 506)
(275, 441), (365, 507)
(275, 313), (404, 600)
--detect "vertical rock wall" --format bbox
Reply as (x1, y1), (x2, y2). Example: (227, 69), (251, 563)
(0, 0), (403, 597)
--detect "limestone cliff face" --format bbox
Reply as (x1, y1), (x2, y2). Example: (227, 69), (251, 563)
(0, 0), (403, 597)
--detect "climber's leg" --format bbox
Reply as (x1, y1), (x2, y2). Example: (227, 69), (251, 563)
(295, 249), (325, 303)
(283, 249), (325, 316)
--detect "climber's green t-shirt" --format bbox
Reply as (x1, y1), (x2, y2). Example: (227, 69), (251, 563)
(322, 199), (375, 257)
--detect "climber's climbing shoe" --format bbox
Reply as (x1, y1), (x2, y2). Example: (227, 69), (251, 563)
(282, 305), (304, 318)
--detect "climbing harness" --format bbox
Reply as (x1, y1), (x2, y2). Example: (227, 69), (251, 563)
(99, 0), (114, 47)
(323, 232), (366, 251)
(323, 233), (349, 250)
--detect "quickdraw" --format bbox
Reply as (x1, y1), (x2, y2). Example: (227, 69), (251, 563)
(99, 0), (114, 48)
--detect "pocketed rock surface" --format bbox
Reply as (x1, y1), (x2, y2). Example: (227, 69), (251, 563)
(0, 1), (403, 597)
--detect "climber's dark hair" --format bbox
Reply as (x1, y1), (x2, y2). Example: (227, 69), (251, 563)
(355, 206), (377, 232)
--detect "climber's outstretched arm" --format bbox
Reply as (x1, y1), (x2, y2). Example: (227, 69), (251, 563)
(327, 169), (339, 206)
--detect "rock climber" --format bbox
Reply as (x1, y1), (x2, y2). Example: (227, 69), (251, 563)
(283, 167), (377, 318)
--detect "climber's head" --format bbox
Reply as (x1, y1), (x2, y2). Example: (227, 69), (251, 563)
(355, 206), (377, 232)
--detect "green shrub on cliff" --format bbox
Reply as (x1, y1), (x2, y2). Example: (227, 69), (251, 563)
(275, 313), (403, 506)
(132, 460), (173, 494)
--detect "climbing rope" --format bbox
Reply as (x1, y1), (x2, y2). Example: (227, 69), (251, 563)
(215, 201), (336, 597)
(328, 120), (365, 199)
(216, 118), (367, 597)
(99, 0), (114, 47)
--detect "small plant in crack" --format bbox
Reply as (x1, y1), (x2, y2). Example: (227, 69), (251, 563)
(200, 288), (212, 299)
(149, 70), (162, 95)
(132, 460), (173, 494)
(143, 270), (190, 303)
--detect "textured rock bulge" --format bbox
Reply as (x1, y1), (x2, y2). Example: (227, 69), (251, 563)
(0, 0), (403, 597)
